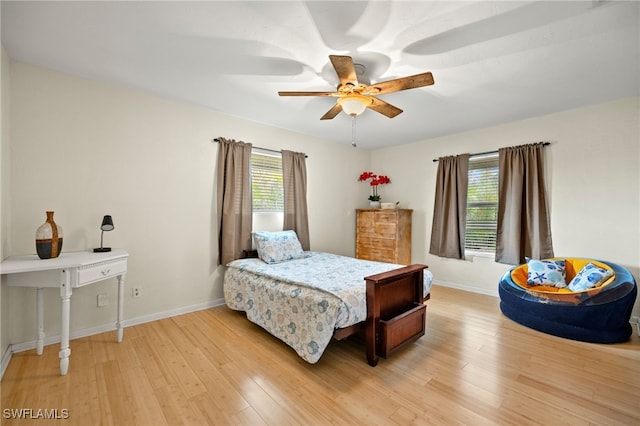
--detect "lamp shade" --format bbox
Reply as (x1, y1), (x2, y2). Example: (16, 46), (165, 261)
(338, 94), (371, 116)
(100, 215), (114, 231)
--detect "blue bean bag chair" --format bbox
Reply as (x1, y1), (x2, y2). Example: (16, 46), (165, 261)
(498, 258), (637, 343)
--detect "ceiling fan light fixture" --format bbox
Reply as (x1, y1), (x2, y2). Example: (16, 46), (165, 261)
(338, 94), (371, 116)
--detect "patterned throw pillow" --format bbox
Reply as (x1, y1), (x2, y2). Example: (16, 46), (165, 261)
(567, 262), (614, 292)
(253, 230), (308, 264)
(526, 258), (567, 288)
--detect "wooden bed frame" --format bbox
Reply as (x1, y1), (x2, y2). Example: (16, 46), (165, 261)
(240, 250), (428, 366)
(333, 264), (428, 366)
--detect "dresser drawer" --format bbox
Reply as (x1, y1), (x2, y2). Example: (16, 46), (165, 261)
(372, 222), (397, 238)
(356, 236), (395, 248)
(73, 259), (127, 287)
(374, 211), (398, 223)
(358, 249), (397, 263)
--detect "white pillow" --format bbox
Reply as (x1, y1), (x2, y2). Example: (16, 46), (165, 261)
(252, 230), (307, 264)
(567, 263), (614, 292)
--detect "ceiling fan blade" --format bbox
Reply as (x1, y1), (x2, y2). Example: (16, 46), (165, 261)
(368, 97), (403, 118)
(320, 103), (343, 120)
(329, 55), (358, 86)
(367, 72), (434, 95)
(278, 91), (339, 97)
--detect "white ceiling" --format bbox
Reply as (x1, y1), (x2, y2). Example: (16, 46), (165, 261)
(1, 1), (638, 149)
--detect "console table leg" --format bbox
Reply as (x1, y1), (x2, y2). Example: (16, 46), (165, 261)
(35, 288), (44, 355)
(59, 272), (72, 375)
(116, 274), (125, 342)
(58, 299), (71, 375)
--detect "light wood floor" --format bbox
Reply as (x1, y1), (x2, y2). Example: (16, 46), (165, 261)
(2, 285), (639, 425)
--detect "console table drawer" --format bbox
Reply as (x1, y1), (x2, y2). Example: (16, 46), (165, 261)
(74, 259), (127, 287)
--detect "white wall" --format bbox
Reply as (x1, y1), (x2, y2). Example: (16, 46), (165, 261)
(372, 98), (640, 316)
(5, 62), (370, 343)
(1, 45), (12, 363)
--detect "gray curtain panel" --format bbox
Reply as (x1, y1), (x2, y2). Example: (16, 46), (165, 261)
(216, 138), (253, 265)
(282, 150), (310, 250)
(496, 143), (554, 265)
(429, 154), (469, 260)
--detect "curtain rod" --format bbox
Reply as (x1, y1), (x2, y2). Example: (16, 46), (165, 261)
(212, 138), (308, 158)
(432, 142), (550, 162)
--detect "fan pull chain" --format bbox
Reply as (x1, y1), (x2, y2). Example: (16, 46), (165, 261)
(351, 115), (357, 147)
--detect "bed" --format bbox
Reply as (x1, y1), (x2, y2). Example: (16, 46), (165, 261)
(223, 234), (433, 366)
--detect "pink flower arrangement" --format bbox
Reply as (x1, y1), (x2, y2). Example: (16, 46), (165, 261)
(358, 171), (391, 201)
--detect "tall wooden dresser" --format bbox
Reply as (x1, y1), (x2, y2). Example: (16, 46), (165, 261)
(356, 209), (412, 265)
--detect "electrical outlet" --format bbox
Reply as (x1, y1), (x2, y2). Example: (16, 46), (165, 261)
(132, 287), (142, 298)
(97, 293), (108, 307)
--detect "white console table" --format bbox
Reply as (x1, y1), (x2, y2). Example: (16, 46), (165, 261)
(0, 249), (128, 375)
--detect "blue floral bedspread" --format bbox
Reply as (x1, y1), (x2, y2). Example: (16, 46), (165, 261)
(224, 252), (433, 363)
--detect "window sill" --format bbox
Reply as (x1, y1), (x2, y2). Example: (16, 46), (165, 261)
(465, 250), (495, 259)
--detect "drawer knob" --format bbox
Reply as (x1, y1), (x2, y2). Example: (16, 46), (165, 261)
(101, 269), (111, 276)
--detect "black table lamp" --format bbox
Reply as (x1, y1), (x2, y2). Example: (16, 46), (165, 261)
(93, 215), (114, 252)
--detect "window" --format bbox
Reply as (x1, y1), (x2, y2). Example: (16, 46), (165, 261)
(251, 150), (283, 212)
(465, 154), (499, 253)
(251, 149), (283, 231)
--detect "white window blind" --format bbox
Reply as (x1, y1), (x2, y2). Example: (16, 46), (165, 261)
(251, 150), (284, 213)
(465, 154), (499, 253)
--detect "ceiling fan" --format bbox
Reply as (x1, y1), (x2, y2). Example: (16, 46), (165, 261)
(278, 55), (434, 120)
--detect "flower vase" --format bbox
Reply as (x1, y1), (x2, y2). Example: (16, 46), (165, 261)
(369, 201), (381, 208)
(36, 211), (63, 259)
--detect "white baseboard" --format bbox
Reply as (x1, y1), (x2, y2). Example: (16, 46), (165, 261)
(631, 316), (640, 337)
(1, 345), (12, 379)
(121, 298), (226, 328)
(433, 280), (499, 298)
(1, 297), (226, 379)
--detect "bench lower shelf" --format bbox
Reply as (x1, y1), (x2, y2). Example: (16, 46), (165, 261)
(379, 303), (426, 358)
